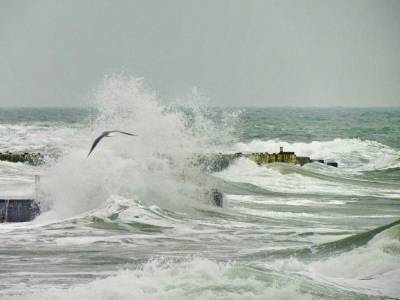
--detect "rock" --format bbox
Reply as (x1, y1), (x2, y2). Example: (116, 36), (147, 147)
(211, 188), (224, 207)
(204, 188), (224, 207)
(0, 152), (44, 165)
(194, 147), (338, 171)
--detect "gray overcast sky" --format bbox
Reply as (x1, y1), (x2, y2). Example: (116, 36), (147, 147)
(0, 0), (399, 107)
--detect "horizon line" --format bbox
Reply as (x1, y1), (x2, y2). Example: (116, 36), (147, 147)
(0, 104), (399, 109)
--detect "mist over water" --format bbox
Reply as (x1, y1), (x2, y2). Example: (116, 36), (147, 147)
(38, 75), (236, 219)
(0, 76), (400, 299)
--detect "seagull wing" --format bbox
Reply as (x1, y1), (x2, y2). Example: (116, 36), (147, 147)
(109, 130), (137, 136)
(87, 130), (137, 157)
(87, 132), (108, 157)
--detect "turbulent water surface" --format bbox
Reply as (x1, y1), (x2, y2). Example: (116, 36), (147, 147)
(1, 78), (400, 299)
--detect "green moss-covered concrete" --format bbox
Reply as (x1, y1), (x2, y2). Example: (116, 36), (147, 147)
(195, 148), (337, 172)
(247, 152), (311, 166)
(0, 152), (44, 165)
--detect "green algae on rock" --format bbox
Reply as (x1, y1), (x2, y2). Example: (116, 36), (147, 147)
(0, 152), (44, 165)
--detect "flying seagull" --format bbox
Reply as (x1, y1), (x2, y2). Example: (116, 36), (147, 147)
(87, 130), (137, 157)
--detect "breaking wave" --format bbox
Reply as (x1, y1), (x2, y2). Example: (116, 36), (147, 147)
(37, 75), (233, 220)
(267, 223), (400, 298)
(1, 78), (399, 300)
(10, 258), (314, 300)
(215, 158), (400, 198)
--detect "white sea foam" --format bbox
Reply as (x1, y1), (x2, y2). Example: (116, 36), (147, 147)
(0, 123), (82, 198)
(1, 78), (399, 300)
(232, 206), (332, 220)
(215, 158), (399, 198)
(227, 194), (347, 206)
(37, 75), (228, 220)
(267, 225), (400, 298)
(0, 123), (81, 154)
(0, 161), (38, 198)
(9, 258), (313, 300)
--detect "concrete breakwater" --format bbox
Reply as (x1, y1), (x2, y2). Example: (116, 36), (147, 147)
(0, 189), (222, 223)
(0, 199), (40, 222)
(0, 175), (41, 223)
(0, 148), (337, 169)
(196, 147), (338, 172)
(0, 152), (44, 165)
(0, 147), (336, 222)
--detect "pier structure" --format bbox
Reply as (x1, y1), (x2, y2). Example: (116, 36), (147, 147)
(0, 152), (43, 165)
(0, 199), (40, 222)
(197, 146), (338, 172)
(0, 148), (337, 222)
(0, 149), (336, 169)
(0, 175), (41, 223)
(247, 146), (312, 166)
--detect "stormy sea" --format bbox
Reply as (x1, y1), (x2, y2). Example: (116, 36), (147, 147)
(1, 77), (399, 300)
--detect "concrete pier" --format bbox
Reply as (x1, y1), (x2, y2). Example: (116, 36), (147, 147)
(197, 147), (338, 172)
(0, 199), (40, 222)
(0, 152), (44, 165)
(0, 175), (41, 222)
(0, 148), (337, 222)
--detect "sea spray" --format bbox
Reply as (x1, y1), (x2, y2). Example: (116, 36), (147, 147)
(1, 105), (399, 299)
(8, 258), (314, 300)
(38, 75), (234, 219)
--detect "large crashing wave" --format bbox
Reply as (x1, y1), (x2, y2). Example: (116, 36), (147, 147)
(38, 75), (234, 219)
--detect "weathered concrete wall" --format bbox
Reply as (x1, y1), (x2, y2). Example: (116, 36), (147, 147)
(195, 151), (337, 172)
(1, 151), (337, 170)
(247, 153), (311, 166)
(0, 199), (40, 222)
